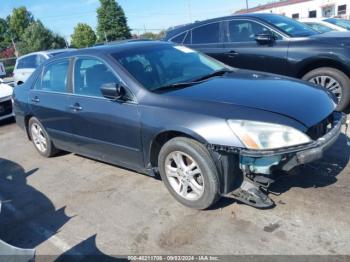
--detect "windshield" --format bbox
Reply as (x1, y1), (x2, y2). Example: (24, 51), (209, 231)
(112, 44), (227, 91)
(325, 18), (350, 30)
(264, 15), (319, 37)
(304, 22), (333, 33)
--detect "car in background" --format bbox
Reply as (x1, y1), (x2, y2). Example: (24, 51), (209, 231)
(300, 18), (348, 33)
(164, 13), (350, 110)
(324, 18), (350, 31)
(13, 41), (346, 209)
(0, 78), (14, 121)
(13, 49), (75, 86)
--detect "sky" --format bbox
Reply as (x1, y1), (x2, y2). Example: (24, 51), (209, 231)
(0, 0), (271, 40)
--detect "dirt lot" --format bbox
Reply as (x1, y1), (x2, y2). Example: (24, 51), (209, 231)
(0, 117), (350, 258)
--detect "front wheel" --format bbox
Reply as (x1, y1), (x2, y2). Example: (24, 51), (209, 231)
(302, 67), (350, 111)
(158, 137), (220, 209)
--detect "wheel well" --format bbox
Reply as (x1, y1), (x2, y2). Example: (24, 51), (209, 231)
(24, 115), (33, 140)
(149, 131), (196, 168)
(297, 59), (350, 78)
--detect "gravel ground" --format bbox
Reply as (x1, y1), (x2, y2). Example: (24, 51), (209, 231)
(0, 117), (349, 259)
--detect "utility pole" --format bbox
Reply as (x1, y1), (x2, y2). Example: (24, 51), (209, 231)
(187, 0), (193, 23)
(246, 0), (249, 11)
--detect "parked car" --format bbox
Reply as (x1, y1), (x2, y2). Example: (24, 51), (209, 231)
(300, 18), (349, 33)
(13, 49), (75, 86)
(324, 18), (350, 31)
(13, 41), (346, 209)
(164, 13), (350, 110)
(0, 78), (14, 121)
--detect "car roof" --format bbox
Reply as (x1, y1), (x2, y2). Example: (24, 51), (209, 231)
(18, 48), (75, 59)
(165, 13), (282, 39)
(44, 40), (173, 61)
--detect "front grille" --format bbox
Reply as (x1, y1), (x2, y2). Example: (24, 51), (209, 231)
(306, 114), (334, 140)
(0, 99), (12, 117)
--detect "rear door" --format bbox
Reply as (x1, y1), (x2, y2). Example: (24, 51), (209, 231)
(222, 19), (289, 75)
(185, 21), (227, 62)
(28, 58), (73, 149)
(67, 56), (143, 169)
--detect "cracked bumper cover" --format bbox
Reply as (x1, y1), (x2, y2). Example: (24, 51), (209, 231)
(208, 112), (347, 172)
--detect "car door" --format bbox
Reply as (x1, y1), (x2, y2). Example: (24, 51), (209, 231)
(185, 21), (227, 62)
(29, 58), (73, 150)
(68, 56), (143, 169)
(222, 19), (289, 75)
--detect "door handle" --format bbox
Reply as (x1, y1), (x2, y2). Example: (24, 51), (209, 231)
(226, 50), (239, 57)
(69, 103), (82, 111)
(31, 96), (40, 103)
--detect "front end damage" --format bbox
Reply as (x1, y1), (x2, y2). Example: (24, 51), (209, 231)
(208, 112), (348, 209)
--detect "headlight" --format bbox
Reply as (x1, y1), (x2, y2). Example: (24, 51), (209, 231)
(228, 120), (311, 150)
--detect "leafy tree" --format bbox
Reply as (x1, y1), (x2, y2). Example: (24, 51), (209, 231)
(17, 21), (66, 55)
(0, 18), (11, 50)
(71, 23), (97, 48)
(8, 7), (34, 41)
(97, 0), (131, 42)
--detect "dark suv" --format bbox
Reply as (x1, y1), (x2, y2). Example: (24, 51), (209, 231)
(164, 13), (350, 110)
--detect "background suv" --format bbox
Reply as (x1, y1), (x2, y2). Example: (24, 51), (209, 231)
(13, 49), (74, 86)
(164, 13), (350, 110)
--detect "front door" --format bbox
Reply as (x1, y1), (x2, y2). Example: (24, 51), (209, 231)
(68, 57), (143, 169)
(222, 19), (289, 75)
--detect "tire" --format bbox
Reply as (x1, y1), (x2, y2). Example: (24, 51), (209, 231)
(28, 117), (58, 157)
(158, 137), (220, 209)
(302, 67), (350, 111)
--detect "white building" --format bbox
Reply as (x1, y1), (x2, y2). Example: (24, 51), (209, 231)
(236, 0), (350, 20)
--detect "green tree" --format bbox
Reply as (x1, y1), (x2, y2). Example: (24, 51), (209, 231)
(0, 18), (11, 50)
(8, 7), (34, 41)
(139, 30), (166, 40)
(71, 23), (97, 48)
(97, 0), (131, 42)
(17, 20), (66, 55)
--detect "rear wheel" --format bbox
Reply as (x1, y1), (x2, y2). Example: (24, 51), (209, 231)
(28, 117), (58, 157)
(158, 137), (220, 209)
(302, 67), (350, 111)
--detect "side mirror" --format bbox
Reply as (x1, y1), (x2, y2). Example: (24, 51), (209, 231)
(100, 82), (125, 100)
(255, 33), (274, 45)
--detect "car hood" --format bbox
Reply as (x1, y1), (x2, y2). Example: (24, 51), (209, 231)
(164, 70), (336, 128)
(310, 31), (350, 46)
(0, 83), (13, 98)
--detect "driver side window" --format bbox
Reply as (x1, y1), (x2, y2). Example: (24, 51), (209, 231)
(228, 20), (281, 42)
(74, 58), (119, 97)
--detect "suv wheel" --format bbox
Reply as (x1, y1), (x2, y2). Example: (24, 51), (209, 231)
(302, 67), (350, 111)
(29, 117), (58, 157)
(158, 137), (220, 209)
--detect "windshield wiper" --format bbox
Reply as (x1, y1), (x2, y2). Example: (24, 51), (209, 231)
(193, 68), (232, 82)
(153, 69), (232, 92)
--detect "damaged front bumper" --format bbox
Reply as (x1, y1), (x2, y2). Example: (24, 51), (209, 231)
(209, 112), (347, 174)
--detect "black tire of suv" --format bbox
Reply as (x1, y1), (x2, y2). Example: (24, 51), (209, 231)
(302, 67), (350, 111)
(28, 117), (59, 158)
(158, 137), (220, 210)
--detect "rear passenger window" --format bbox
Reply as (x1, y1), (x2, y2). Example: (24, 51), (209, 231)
(192, 22), (220, 44)
(74, 58), (119, 97)
(38, 60), (69, 92)
(17, 55), (38, 69)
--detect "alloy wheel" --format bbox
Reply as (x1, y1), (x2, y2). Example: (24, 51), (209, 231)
(165, 151), (204, 201)
(31, 123), (47, 153)
(309, 75), (342, 103)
